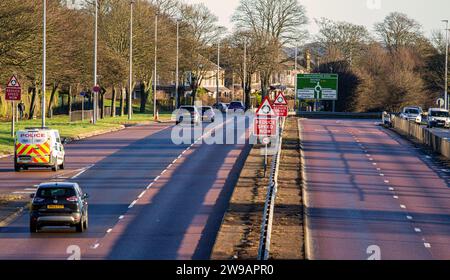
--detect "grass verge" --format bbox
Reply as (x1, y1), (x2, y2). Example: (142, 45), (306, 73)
(0, 112), (172, 156)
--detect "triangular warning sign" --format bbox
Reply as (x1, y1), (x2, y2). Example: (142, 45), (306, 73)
(7, 75), (20, 88)
(256, 97), (276, 116)
(274, 92), (288, 105)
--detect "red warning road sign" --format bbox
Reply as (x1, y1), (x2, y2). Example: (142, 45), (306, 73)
(256, 97), (276, 116)
(5, 75), (21, 101)
(273, 92), (288, 117)
(254, 97), (277, 136)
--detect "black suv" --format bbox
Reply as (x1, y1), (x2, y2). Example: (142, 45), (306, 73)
(30, 182), (89, 233)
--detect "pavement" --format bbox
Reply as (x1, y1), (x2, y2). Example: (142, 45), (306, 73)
(300, 118), (450, 260)
(0, 116), (250, 260)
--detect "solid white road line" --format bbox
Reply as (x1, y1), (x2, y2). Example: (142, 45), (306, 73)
(138, 191), (146, 199)
(128, 200), (137, 209)
(71, 164), (95, 179)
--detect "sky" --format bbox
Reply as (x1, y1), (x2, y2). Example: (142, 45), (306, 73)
(184, 0), (450, 39)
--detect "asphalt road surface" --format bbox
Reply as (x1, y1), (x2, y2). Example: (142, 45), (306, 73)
(301, 119), (450, 260)
(0, 116), (250, 260)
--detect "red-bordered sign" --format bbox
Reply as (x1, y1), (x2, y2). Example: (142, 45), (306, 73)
(5, 75), (21, 101)
(256, 97), (276, 117)
(254, 97), (277, 136)
(273, 92), (288, 117)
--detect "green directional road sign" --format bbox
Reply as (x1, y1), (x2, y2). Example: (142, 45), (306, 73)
(297, 73), (338, 100)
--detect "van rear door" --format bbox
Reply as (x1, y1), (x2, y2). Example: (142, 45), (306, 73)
(16, 131), (52, 164)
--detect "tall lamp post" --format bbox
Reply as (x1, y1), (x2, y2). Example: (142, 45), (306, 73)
(175, 18), (180, 109)
(93, 0), (98, 124)
(443, 20), (449, 110)
(154, 12), (159, 119)
(42, 0), (47, 128)
(128, 0), (134, 120)
(243, 40), (247, 108)
(216, 40), (220, 105)
(294, 46), (298, 112)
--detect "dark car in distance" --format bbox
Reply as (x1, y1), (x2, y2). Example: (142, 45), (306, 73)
(227, 101), (245, 113)
(29, 182), (89, 233)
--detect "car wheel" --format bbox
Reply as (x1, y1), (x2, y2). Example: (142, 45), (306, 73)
(30, 221), (38, 233)
(52, 158), (59, 172)
(14, 164), (21, 172)
(76, 218), (85, 233)
(83, 213), (89, 230)
(211, 118), (215, 123)
(60, 158), (65, 170)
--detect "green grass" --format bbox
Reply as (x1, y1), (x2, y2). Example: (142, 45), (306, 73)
(0, 112), (172, 156)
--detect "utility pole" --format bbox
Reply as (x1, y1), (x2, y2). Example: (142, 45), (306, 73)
(443, 20), (449, 110)
(93, 0), (98, 124)
(175, 19), (180, 109)
(129, 0), (134, 120)
(216, 40), (220, 105)
(154, 12), (158, 119)
(42, 0), (47, 128)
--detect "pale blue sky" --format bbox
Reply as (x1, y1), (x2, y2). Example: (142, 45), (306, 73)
(185, 0), (450, 39)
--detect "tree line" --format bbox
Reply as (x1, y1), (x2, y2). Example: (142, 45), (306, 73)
(0, 0), (447, 118)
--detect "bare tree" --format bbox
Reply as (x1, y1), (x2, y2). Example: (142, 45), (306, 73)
(375, 12), (423, 51)
(316, 18), (371, 66)
(232, 0), (308, 99)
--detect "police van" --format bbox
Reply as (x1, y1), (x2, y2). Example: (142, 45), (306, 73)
(14, 128), (65, 172)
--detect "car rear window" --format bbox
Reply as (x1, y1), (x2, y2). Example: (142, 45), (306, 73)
(37, 187), (76, 198)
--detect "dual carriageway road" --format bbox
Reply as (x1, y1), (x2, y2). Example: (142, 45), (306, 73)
(1, 116), (450, 260)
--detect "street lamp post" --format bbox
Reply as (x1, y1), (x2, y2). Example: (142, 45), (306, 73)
(128, 0), (134, 120)
(443, 20), (449, 110)
(175, 19), (180, 109)
(216, 40), (220, 105)
(243, 40), (247, 108)
(294, 46), (298, 112)
(42, 0), (47, 128)
(93, 0), (98, 124)
(154, 12), (158, 119)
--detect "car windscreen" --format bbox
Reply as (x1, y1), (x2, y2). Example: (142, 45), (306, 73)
(431, 111), (449, 117)
(37, 187), (76, 198)
(229, 102), (243, 108)
(405, 109), (419, 114)
(180, 107), (195, 113)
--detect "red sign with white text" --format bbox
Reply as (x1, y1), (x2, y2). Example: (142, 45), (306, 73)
(5, 75), (21, 101)
(254, 117), (277, 136)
